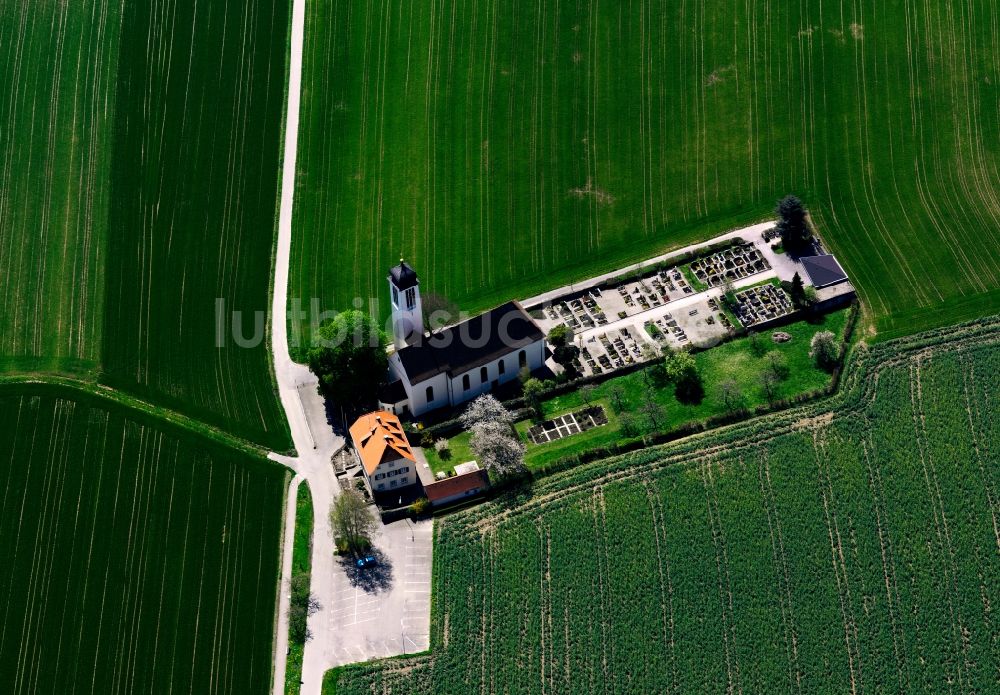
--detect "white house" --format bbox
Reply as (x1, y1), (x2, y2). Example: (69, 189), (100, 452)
(348, 411), (418, 496)
(378, 261), (547, 418)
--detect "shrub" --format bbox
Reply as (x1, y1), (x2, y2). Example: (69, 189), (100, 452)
(434, 438), (451, 460)
(811, 331), (839, 371)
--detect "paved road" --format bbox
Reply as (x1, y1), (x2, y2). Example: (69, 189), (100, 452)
(268, 0), (347, 690)
(267, 0), (431, 691)
(521, 221), (777, 308)
(272, 474), (304, 690)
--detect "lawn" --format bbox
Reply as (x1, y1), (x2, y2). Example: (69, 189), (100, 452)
(0, 0), (292, 450)
(0, 383), (288, 694)
(511, 308), (848, 468)
(422, 431), (475, 477)
(327, 315), (1000, 694)
(286, 483), (314, 695)
(292, 0), (1000, 347)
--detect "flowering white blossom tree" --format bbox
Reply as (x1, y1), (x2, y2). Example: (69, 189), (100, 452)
(470, 420), (526, 477)
(462, 395), (525, 477)
(459, 394), (513, 430)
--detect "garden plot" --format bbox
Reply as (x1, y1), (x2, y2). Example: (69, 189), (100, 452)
(688, 243), (770, 288)
(732, 284), (794, 328)
(526, 406), (608, 444)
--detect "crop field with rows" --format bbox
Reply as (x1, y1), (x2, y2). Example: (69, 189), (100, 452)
(100, 0), (291, 448)
(0, 0), (291, 449)
(330, 317), (1000, 694)
(292, 0), (1000, 342)
(0, 0), (120, 373)
(0, 384), (287, 695)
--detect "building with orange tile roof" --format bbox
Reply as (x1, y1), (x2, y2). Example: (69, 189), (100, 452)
(348, 411), (418, 495)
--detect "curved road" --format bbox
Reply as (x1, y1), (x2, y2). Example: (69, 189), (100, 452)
(268, 0), (347, 692)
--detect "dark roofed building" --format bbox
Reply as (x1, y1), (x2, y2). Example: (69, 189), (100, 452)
(396, 301), (544, 382)
(380, 300), (546, 417)
(801, 254), (848, 289)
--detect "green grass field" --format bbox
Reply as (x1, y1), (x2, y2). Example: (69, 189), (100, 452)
(292, 0), (1000, 344)
(285, 484), (314, 695)
(328, 316), (1000, 694)
(521, 309), (850, 468)
(0, 0), (291, 450)
(0, 383), (288, 695)
(100, 0), (291, 449)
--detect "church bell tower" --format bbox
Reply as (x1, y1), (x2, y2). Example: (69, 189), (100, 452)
(388, 259), (423, 348)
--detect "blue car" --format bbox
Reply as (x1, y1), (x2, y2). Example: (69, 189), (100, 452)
(355, 555), (377, 569)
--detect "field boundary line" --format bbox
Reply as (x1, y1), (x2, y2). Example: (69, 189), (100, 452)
(0, 375), (278, 462)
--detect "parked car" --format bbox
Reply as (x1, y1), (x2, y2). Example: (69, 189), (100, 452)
(355, 555), (377, 569)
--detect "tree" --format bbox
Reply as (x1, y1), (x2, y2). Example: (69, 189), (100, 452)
(637, 343), (665, 386)
(469, 420), (526, 477)
(579, 384), (597, 406)
(810, 331), (840, 371)
(607, 383), (627, 412)
(639, 392), (666, 430)
(547, 324), (571, 348)
(719, 379), (743, 412)
(764, 350), (790, 380)
(434, 438), (451, 460)
(522, 378), (547, 420)
(759, 370), (779, 402)
(721, 277), (737, 309)
(548, 325), (579, 375)
(552, 343), (581, 376)
(790, 272), (806, 307)
(288, 573), (318, 644)
(802, 285), (818, 309)
(775, 195), (811, 253)
(307, 310), (388, 407)
(460, 394), (526, 478)
(664, 350), (703, 404)
(619, 413), (641, 437)
(459, 394), (513, 430)
(748, 329), (764, 356)
(409, 497), (431, 516)
(330, 488), (377, 557)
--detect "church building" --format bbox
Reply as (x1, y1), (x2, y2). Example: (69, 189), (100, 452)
(378, 261), (546, 418)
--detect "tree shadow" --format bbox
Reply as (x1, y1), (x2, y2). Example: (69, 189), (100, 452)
(675, 379), (705, 406)
(338, 547), (394, 595)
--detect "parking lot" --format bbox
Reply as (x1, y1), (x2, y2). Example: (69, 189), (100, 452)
(324, 517), (433, 667)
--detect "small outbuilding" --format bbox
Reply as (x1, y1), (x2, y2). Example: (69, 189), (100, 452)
(800, 254), (849, 289)
(423, 468), (490, 508)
